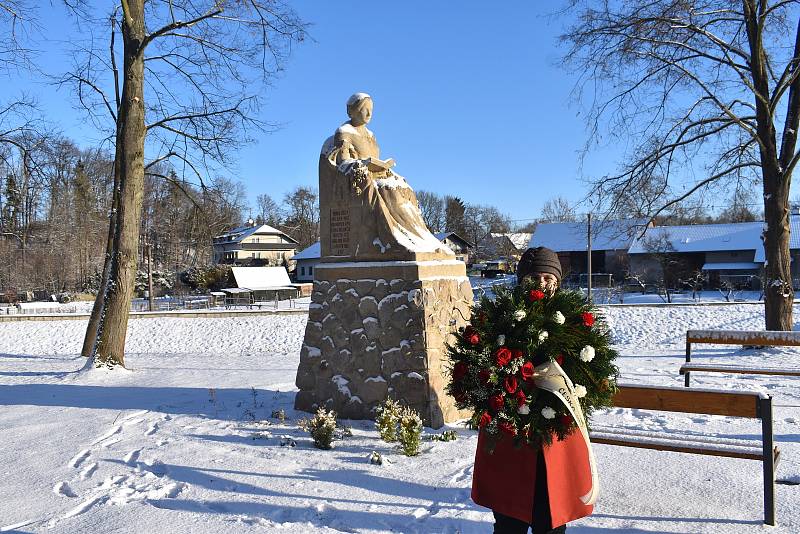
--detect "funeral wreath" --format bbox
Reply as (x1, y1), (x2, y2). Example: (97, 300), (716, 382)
(446, 281), (619, 450)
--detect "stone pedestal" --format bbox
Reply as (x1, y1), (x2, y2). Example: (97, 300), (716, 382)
(294, 259), (472, 428)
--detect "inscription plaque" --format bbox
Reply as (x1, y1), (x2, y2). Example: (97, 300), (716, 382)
(330, 208), (351, 255)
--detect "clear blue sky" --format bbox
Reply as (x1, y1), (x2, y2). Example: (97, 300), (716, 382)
(6, 2), (629, 223)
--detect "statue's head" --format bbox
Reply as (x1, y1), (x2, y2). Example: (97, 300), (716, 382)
(346, 93), (373, 126)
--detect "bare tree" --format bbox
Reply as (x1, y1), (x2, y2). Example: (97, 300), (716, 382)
(64, 0), (307, 367)
(281, 186), (318, 250)
(540, 196), (577, 222)
(643, 232), (682, 304)
(717, 185), (761, 222)
(256, 193), (283, 227)
(562, 0), (800, 330)
(417, 190), (445, 233)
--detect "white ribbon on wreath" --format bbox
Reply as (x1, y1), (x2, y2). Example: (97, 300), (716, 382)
(532, 360), (599, 506)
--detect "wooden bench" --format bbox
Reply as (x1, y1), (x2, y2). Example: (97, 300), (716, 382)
(683, 329), (800, 386)
(590, 384), (779, 525)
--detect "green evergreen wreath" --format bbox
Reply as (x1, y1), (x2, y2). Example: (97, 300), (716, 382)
(446, 281), (619, 448)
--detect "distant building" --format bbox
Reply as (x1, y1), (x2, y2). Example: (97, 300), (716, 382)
(434, 232), (473, 263)
(213, 223), (299, 266)
(628, 221), (769, 288)
(477, 232), (532, 261)
(293, 242), (321, 282)
(529, 219), (647, 282)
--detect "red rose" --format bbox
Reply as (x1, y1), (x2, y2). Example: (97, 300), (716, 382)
(555, 354), (564, 365)
(494, 347), (513, 367)
(478, 368), (492, 385)
(452, 361), (468, 382)
(512, 349), (524, 360)
(498, 421), (517, 436)
(560, 414), (573, 427)
(479, 411), (492, 428)
(528, 289), (545, 302)
(582, 312), (595, 327)
(515, 389), (526, 407)
(488, 394), (505, 412)
(463, 326), (480, 346)
(504, 375), (518, 394)
(520, 361), (535, 381)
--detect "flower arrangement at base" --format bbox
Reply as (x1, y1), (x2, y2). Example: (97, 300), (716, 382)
(446, 281), (619, 450)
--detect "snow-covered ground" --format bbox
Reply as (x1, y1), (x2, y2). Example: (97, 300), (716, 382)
(1, 305), (799, 533)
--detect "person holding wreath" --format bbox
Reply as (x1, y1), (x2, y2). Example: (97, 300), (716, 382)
(470, 246), (595, 534)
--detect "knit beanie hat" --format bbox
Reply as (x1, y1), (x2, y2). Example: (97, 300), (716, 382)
(517, 247), (562, 284)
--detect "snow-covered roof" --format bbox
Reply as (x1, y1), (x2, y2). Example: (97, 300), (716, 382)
(629, 222), (763, 254)
(231, 267), (293, 290)
(293, 242), (321, 261)
(434, 232), (473, 248)
(214, 224), (297, 244)
(507, 232), (532, 250)
(530, 219), (646, 252)
(701, 262), (761, 271)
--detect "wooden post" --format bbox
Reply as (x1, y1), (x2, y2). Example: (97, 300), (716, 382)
(684, 333), (692, 387)
(760, 396), (776, 526)
(147, 243), (154, 312)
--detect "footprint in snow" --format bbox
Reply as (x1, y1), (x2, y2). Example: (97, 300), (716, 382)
(123, 449), (141, 466)
(53, 481), (77, 498)
(145, 422), (159, 436)
(68, 449), (90, 468)
(80, 462), (98, 480)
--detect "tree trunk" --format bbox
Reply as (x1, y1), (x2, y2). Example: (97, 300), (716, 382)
(762, 171), (793, 330)
(93, 2), (147, 367)
(81, 148), (121, 357)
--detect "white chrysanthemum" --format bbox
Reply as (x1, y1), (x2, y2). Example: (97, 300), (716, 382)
(514, 309), (526, 321)
(574, 384), (588, 398)
(517, 404), (530, 415)
(497, 334), (506, 346)
(541, 406), (556, 419)
(553, 311), (565, 325)
(579, 345), (595, 362)
(538, 331), (549, 343)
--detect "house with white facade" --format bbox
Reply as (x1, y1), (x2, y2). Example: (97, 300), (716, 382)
(213, 223), (299, 266)
(292, 242), (321, 282)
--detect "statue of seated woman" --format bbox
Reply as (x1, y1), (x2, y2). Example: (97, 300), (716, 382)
(319, 93), (453, 261)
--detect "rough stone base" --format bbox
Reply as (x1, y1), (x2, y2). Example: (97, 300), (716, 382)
(294, 260), (472, 428)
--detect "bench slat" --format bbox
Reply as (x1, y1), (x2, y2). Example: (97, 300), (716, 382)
(680, 363), (800, 376)
(591, 433), (765, 460)
(687, 329), (800, 347)
(590, 424), (762, 448)
(612, 385), (759, 418)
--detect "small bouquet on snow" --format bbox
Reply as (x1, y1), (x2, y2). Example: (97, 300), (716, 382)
(446, 281), (618, 450)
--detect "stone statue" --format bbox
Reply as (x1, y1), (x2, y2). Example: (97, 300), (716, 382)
(296, 93), (472, 427)
(319, 93), (452, 261)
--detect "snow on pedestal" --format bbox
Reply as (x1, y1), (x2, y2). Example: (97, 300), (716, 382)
(294, 260), (472, 428)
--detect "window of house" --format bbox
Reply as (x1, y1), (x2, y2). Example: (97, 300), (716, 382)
(309, 266), (313, 276)
(300, 266), (306, 275)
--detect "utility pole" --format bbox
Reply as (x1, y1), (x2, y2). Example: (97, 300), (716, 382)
(587, 213), (592, 302)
